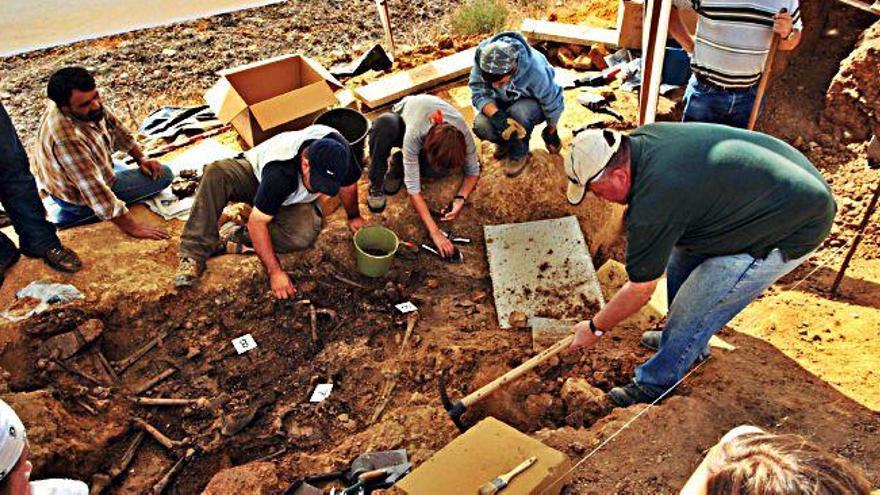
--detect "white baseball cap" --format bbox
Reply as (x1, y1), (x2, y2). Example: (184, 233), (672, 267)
(564, 129), (622, 205)
(0, 399), (26, 481)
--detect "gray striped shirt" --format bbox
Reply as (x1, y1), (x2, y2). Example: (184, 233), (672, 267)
(674, 0), (803, 88)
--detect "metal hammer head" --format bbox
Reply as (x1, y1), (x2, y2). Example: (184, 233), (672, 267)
(438, 368), (468, 432)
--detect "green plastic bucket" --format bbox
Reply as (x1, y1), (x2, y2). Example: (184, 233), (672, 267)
(353, 226), (399, 278)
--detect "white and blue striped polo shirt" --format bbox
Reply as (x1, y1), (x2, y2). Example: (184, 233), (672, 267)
(673, 0), (803, 89)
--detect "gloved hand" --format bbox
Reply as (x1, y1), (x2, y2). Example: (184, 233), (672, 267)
(542, 126), (561, 154)
(490, 110), (513, 137)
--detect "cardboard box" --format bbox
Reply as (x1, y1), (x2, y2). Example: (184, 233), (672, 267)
(392, 417), (571, 495)
(205, 54), (343, 148)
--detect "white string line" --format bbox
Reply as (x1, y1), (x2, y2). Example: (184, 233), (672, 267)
(787, 239), (852, 291)
(541, 357), (711, 494)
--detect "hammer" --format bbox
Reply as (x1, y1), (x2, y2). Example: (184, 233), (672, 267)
(439, 333), (576, 431)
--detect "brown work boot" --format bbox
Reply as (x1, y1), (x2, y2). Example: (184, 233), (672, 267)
(44, 245), (82, 273)
(217, 222), (254, 255)
(504, 153), (531, 178)
(173, 257), (206, 288)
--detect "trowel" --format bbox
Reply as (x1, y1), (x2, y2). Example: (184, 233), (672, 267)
(293, 449), (409, 488)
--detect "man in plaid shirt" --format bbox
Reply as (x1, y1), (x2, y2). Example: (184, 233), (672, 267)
(34, 67), (172, 239)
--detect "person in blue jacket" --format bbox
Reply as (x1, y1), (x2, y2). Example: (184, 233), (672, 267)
(469, 31), (564, 177)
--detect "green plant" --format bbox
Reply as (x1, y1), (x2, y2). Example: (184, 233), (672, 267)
(451, 0), (510, 35)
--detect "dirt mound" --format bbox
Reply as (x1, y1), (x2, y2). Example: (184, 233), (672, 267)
(821, 19), (880, 142)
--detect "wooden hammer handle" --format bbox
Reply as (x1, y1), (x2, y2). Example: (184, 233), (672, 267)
(461, 334), (574, 408)
(747, 32), (781, 130)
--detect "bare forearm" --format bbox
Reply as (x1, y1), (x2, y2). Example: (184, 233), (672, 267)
(592, 281), (656, 331)
(668, 8), (695, 53)
(128, 144), (146, 164)
(339, 183), (361, 219)
(248, 221), (283, 276)
(409, 193), (440, 235)
(778, 31), (801, 51)
(457, 175), (479, 199)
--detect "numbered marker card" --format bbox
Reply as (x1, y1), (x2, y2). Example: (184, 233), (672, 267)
(232, 334), (257, 354)
(395, 301), (418, 314)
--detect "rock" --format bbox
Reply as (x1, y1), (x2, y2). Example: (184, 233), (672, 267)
(203, 462), (280, 495)
(508, 311), (528, 329)
(560, 378), (609, 424)
(40, 319), (103, 359)
(524, 393), (555, 418)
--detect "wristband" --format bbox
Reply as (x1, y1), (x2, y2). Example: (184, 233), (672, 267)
(589, 319), (605, 337)
(453, 194), (466, 202)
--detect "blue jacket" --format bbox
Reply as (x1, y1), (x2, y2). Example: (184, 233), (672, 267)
(469, 31), (564, 126)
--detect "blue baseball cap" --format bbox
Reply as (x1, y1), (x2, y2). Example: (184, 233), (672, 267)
(308, 138), (351, 196)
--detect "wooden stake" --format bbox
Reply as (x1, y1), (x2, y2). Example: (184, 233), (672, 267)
(374, 0), (396, 54)
(114, 331), (168, 374)
(398, 311), (419, 356)
(150, 448), (195, 495)
(639, 0), (673, 125)
(133, 418), (184, 450)
(132, 368), (177, 395)
(747, 33), (781, 130)
(831, 179), (880, 295)
(134, 397), (207, 407)
(90, 431), (146, 494)
(308, 304), (318, 343)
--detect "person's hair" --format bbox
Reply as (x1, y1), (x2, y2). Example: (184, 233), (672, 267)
(424, 123), (467, 170)
(47, 67), (96, 107)
(603, 133), (631, 175)
(705, 432), (871, 495)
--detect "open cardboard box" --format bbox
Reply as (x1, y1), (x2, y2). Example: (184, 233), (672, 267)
(205, 54), (343, 148)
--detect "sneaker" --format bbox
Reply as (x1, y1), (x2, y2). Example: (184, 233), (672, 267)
(493, 143), (510, 160)
(607, 381), (661, 407)
(383, 151), (404, 195)
(504, 153), (530, 178)
(640, 330), (711, 362)
(174, 257), (205, 288)
(367, 186), (387, 213)
(44, 246), (82, 273)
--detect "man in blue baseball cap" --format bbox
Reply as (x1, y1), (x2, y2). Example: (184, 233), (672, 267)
(174, 124), (364, 297)
(469, 31), (564, 177)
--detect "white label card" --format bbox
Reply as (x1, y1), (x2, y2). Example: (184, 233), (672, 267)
(232, 334), (257, 354)
(310, 383), (333, 403)
(395, 301), (418, 314)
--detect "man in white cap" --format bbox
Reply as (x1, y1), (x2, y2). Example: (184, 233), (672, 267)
(469, 31), (564, 177)
(0, 399), (88, 494)
(563, 122), (835, 406)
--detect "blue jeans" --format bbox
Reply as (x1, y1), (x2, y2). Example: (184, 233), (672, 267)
(0, 102), (61, 262)
(634, 247), (811, 396)
(472, 98), (546, 160)
(53, 161), (173, 228)
(681, 76), (760, 129)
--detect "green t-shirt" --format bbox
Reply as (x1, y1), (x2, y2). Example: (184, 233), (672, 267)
(625, 122), (836, 283)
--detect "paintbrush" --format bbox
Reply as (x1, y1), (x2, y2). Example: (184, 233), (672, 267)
(478, 456), (537, 495)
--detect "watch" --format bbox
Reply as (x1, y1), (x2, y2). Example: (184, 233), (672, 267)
(589, 320), (605, 337)
(453, 194), (466, 203)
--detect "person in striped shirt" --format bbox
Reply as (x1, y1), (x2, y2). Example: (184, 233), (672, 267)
(668, 0), (803, 128)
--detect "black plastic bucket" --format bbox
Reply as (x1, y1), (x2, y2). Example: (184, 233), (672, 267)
(314, 108), (370, 165)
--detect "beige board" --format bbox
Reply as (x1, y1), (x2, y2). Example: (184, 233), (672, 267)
(391, 417), (571, 495)
(521, 18), (620, 47)
(354, 47), (477, 108)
